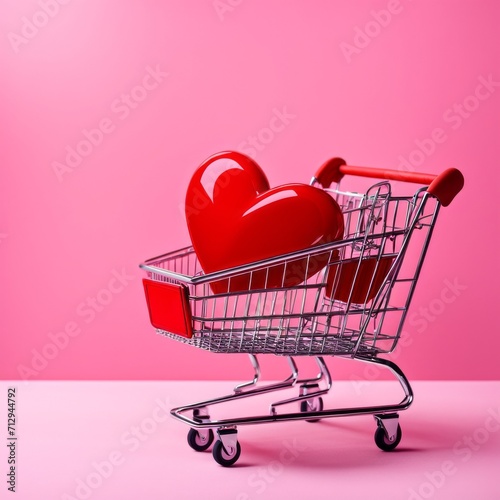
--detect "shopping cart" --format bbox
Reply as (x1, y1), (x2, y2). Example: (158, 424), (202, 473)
(140, 157), (464, 466)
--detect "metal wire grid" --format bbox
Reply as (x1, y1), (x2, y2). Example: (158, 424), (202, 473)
(143, 182), (440, 357)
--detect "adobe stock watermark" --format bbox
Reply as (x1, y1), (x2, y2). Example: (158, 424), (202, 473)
(7, 0), (71, 54)
(397, 74), (500, 172)
(238, 106), (296, 159)
(235, 438), (308, 500)
(16, 268), (136, 379)
(350, 277), (467, 395)
(408, 406), (500, 500)
(51, 65), (169, 182)
(340, 0), (413, 64)
(213, 0), (243, 21)
(0, 233), (7, 243)
(61, 396), (172, 500)
(180, 106), (296, 219)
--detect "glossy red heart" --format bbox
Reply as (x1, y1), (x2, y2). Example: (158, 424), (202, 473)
(185, 151), (344, 293)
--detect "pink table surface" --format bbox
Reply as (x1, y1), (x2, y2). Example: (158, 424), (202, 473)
(1, 380), (499, 500)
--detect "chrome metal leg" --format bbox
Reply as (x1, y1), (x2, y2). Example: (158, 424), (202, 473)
(233, 354), (261, 393)
(270, 357), (333, 414)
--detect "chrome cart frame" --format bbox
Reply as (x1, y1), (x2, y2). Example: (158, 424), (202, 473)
(140, 158), (463, 466)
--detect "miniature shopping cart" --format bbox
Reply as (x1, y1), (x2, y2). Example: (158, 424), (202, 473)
(140, 158), (464, 466)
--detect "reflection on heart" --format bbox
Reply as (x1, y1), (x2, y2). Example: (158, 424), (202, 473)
(185, 151), (344, 293)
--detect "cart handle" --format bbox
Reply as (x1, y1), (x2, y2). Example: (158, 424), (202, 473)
(312, 157), (464, 207)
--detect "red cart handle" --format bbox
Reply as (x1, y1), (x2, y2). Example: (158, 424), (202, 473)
(313, 157), (464, 207)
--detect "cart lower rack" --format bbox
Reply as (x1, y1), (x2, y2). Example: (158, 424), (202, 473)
(140, 157), (463, 466)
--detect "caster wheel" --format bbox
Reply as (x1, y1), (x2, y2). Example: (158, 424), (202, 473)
(374, 423), (402, 451)
(187, 428), (214, 452)
(212, 439), (241, 467)
(300, 397), (323, 423)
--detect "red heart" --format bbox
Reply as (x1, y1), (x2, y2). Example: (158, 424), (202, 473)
(185, 151), (344, 293)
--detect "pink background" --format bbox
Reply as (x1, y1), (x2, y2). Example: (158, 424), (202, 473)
(2, 380), (499, 499)
(1, 0), (498, 381)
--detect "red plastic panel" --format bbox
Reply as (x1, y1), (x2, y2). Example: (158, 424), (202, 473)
(326, 256), (394, 304)
(142, 279), (193, 338)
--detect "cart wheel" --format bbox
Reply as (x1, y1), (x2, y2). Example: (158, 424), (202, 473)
(374, 423), (402, 451)
(212, 439), (241, 467)
(300, 397), (323, 423)
(187, 428), (214, 452)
